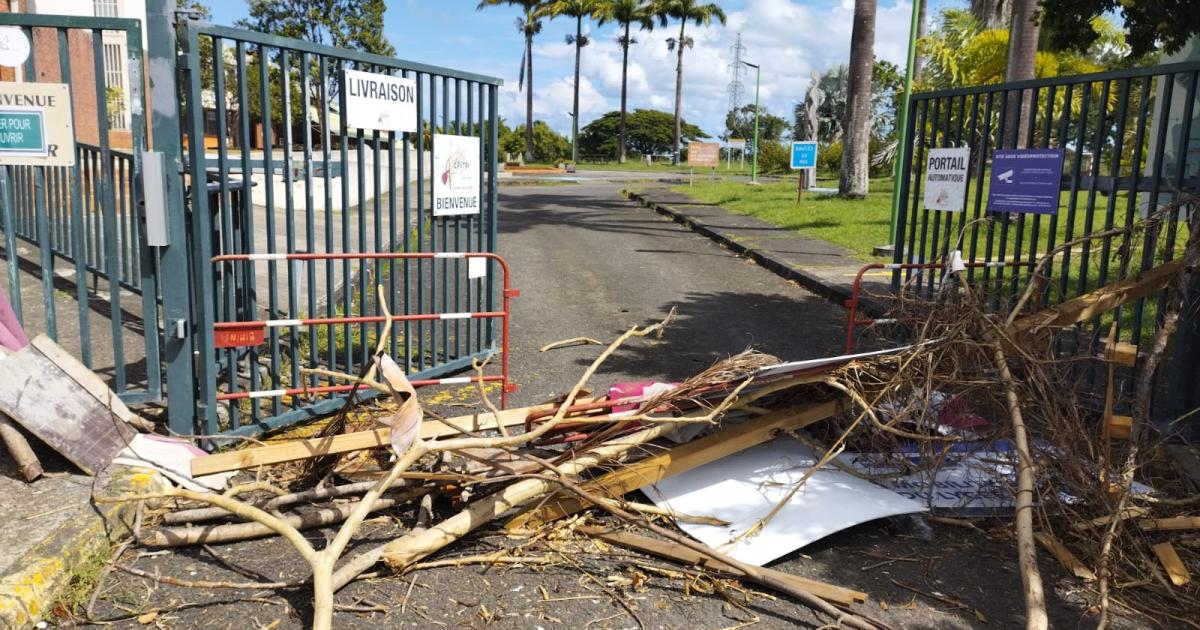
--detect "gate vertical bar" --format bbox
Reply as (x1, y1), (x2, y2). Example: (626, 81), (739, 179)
(147, 0), (197, 434)
(182, 18), (217, 435)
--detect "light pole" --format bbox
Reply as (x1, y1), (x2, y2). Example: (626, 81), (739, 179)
(742, 60), (761, 184)
(883, 0), (923, 251)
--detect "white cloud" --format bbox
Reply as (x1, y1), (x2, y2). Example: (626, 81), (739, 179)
(497, 0), (917, 140)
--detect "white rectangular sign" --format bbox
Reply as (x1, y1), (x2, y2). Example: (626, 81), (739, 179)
(343, 69), (417, 133)
(0, 82), (74, 166)
(923, 147), (970, 212)
(432, 133), (481, 217)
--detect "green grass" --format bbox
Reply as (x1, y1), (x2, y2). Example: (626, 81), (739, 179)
(577, 160), (756, 176)
(674, 177), (895, 258)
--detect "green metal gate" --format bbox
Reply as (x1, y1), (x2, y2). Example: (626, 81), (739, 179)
(0, 13), (165, 404)
(178, 20), (505, 439)
(891, 62), (1200, 437)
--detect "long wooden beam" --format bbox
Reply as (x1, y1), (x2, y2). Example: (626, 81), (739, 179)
(190, 401), (587, 477)
(504, 398), (845, 531)
(1010, 259), (1183, 336)
(579, 526), (867, 606)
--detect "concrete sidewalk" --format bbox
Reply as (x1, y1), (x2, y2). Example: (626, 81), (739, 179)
(625, 187), (895, 318)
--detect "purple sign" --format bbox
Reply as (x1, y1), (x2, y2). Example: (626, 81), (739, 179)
(987, 148), (1065, 215)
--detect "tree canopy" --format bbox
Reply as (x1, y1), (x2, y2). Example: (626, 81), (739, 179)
(500, 120), (571, 162)
(1040, 0), (1200, 57)
(724, 104), (788, 148)
(239, 0), (395, 56)
(578, 109), (708, 159)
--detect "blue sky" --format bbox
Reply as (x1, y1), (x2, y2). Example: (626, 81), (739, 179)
(202, 0), (962, 138)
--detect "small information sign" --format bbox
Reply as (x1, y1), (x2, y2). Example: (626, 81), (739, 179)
(987, 148), (1065, 215)
(923, 147), (970, 212)
(790, 141), (817, 169)
(687, 142), (719, 168)
(0, 82), (74, 166)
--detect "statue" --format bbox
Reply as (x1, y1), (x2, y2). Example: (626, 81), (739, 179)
(803, 70), (824, 143)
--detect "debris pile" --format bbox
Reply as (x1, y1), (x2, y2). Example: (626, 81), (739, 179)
(81, 204), (1199, 629)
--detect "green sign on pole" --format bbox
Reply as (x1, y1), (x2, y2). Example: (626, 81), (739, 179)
(0, 109), (47, 156)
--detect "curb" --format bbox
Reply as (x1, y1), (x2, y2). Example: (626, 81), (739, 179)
(0, 467), (166, 629)
(624, 190), (889, 317)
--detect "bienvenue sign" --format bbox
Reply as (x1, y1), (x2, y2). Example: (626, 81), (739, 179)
(432, 133), (480, 217)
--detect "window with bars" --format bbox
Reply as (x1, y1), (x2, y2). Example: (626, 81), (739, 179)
(102, 42), (128, 130)
(93, 0), (118, 17)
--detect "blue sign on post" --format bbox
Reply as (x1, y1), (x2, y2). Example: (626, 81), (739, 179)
(987, 148), (1065, 215)
(790, 141), (817, 169)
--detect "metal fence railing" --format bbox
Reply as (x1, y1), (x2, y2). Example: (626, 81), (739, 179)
(181, 22), (505, 438)
(0, 14), (161, 404)
(892, 61), (1200, 435)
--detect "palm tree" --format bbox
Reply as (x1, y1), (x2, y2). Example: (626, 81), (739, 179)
(596, 0), (656, 163)
(478, 0), (546, 163)
(839, 0), (876, 198)
(1004, 0), (1039, 147)
(969, 0), (1010, 29)
(657, 0), (725, 165)
(539, 0), (602, 163)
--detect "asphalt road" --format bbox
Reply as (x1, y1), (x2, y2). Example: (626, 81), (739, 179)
(79, 181), (1113, 630)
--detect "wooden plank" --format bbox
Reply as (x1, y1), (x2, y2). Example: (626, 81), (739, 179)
(1139, 517), (1200, 532)
(0, 346), (136, 475)
(1034, 532), (1095, 581)
(1072, 506), (1150, 531)
(30, 335), (145, 429)
(1106, 415), (1132, 440)
(579, 526), (867, 606)
(1106, 342), (1138, 367)
(1010, 259), (1182, 336)
(505, 399), (845, 531)
(189, 399), (592, 477)
(1151, 542), (1191, 586)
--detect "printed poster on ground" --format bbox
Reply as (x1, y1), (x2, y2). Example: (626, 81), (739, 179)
(432, 133), (481, 217)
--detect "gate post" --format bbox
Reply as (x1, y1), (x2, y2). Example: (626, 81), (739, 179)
(146, 0), (198, 436)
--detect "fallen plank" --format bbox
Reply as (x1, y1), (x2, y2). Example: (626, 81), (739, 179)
(1010, 259), (1182, 336)
(1151, 542), (1191, 586)
(30, 335), (153, 432)
(1072, 506), (1150, 531)
(1034, 532), (1095, 581)
(1139, 517), (1200, 532)
(0, 346), (136, 474)
(579, 526), (867, 606)
(505, 398), (845, 531)
(189, 399), (594, 477)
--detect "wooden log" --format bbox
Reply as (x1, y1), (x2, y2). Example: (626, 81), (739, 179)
(0, 414), (42, 481)
(189, 400), (593, 477)
(164, 479), (400, 525)
(1151, 542), (1191, 586)
(141, 487), (428, 547)
(1139, 517), (1200, 532)
(579, 526), (866, 606)
(1034, 532), (1095, 581)
(505, 399), (845, 531)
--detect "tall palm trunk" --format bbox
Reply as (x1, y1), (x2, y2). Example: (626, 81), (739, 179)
(838, 0), (876, 198)
(524, 30), (534, 163)
(913, 0), (927, 82)
(572, 14), (582, 163)
(619, 23), (630, 163)
(1005, 0), (1039, 147)
(672, 20), (685, 165)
